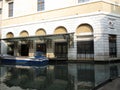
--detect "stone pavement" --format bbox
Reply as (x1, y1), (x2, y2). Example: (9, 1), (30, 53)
(97, 77), (120, 90)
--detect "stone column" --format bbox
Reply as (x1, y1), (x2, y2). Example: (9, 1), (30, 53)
(46, 40), (55, 58)
(14, 41), (19, 56)
(29, 40), (34, 57)
(68, 40), (77, 60)
(94, 33), (109, 61)
(1, 40), (7, 54)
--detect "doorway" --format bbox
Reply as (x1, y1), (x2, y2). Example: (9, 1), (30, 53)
(21, 44), (29, 56)
(77, 41), (94, 60)
(55, 42), (68, 58)
(36, 43), (46, 54)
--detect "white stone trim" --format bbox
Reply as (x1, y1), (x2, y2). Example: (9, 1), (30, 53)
(1, 11), (118, 29)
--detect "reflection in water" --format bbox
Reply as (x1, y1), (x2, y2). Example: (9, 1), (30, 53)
(0, 63), (120, 90)
(68, 63), (95, 90)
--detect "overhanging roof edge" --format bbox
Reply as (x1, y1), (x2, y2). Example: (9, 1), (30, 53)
(1, 32), (74, 41)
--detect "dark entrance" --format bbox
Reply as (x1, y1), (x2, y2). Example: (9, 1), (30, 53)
(110, 65), (118, 79)
(36, 43), (46, 54)
(77, 41), (94, 60)
(55, 42), (68, 58)
(109, 35), (117, 58)
(21, 44), (29, 56)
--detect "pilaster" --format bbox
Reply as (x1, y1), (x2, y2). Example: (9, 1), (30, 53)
(94, 33), (109, 61)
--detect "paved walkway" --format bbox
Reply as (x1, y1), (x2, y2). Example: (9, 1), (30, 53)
(97, 78), (120, 90)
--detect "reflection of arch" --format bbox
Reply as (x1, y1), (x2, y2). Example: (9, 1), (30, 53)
(54, 26), (67, 34)
(76, 24), (93, 34)
(20, 31), (29, 37)
(35, 28), (46, 36)
(6, 32), (14, 38)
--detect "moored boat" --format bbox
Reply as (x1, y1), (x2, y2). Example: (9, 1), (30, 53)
(0, 51), (49, 66)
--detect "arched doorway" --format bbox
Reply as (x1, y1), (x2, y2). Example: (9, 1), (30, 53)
(19, 31), (29, 56)
(6, 32), (14, 55)
(76, 24), (94, 60)
(35, 28), (46, 54)
(54, 26), (68, 58)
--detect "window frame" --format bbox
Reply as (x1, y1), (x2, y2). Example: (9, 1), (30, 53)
(109, 34), (117, 58)
(37, 0), (45, 11)
(8, 2), (13, 17)
(78, 0), (90, 3)
(0, 8), (2, 14)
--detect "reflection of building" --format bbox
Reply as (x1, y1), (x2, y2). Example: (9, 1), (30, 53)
(68, 63), (95, 90)
(1, 64), (94, 90)
(0, 0), (120, 61)
(1, 65), (69, 90)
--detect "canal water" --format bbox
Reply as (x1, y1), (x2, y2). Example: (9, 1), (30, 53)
(0, 62), (120, 90)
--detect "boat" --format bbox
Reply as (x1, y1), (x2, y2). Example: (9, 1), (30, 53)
(0, 51), (49, 66)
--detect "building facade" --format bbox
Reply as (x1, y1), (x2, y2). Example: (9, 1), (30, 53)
(0, 0), (120, 61)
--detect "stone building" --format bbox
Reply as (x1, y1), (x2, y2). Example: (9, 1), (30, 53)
(0, 0), (120, 61)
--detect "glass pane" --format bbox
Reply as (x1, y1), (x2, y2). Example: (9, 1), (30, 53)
(8, 2), (13, 17)
(109, 35), (117, 57)
(78, 0), (90, 3)
(37, 0), (44, 11)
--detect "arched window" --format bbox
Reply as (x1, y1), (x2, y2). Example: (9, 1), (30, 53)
(54, 26), (67, 34)
(35, 28), (46, 36)
(20, 31), (29, 37)
(76, 24), (93, 34)
(6, 32), (14, 38)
